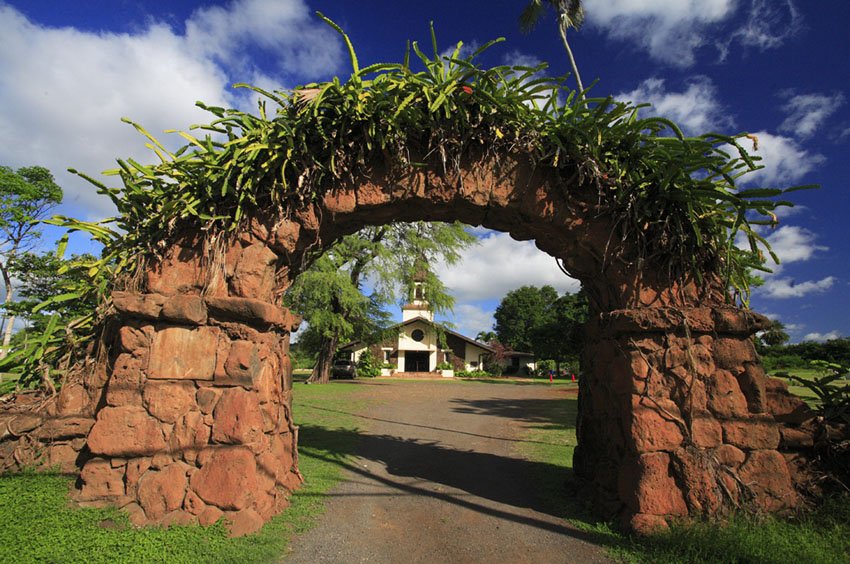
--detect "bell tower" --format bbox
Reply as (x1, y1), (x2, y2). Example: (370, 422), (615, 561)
(401, 260), (434, 321)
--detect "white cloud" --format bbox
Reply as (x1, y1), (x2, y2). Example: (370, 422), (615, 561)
(764, 226), (827, 267)
(585, 0), (800, 67)
(435, 232), (581, 303)
(616, 76), (732, 135)
(0, 1), (342, 221)
(442, 304), (496, 339)
(585, 0), (734, 66)
(759, 276), (836, 299)
(738, 131), (825, 186)
(721, 0), (802, 58)
(802, 330), (843, 343)
(779, 91), (846, 139)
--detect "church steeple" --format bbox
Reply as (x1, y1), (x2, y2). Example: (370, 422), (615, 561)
(402, 257), (434, 321)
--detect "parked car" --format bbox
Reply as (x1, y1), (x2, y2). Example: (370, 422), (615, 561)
(332, 359), (357, 379)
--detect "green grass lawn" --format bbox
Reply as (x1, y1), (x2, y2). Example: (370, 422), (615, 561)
(514, 384), (850, 563)
(0, 381), (367, 564)
(2, 379), (849, 563)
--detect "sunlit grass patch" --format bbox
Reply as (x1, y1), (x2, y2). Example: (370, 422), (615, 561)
(0, 381), (364, 563)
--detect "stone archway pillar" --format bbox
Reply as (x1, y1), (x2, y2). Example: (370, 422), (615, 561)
(76, 233), (304, 534)
(574, 305), (798, 532)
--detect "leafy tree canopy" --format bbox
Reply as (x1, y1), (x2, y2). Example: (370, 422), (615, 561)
(494, 285), (587, 361)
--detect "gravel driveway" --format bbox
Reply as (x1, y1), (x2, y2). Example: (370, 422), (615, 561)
(284, 380), (613, 563)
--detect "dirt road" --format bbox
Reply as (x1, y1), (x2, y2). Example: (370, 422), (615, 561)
(284, 380), (613, 563)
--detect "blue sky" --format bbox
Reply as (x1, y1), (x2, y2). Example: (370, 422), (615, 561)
(1, 0), (848, 342)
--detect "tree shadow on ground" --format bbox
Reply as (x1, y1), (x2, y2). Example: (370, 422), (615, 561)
(449, 397), (579, 431)
(297, 402), (565, 446)
(297, 424), (614, 548)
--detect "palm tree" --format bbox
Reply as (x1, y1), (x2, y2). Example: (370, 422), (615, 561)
(519, 0), (586, 95)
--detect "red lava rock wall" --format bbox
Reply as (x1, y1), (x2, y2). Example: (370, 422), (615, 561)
(574, 305), (807, 532)
(73, 230), (304, 536)
(0, 154), (821, 535)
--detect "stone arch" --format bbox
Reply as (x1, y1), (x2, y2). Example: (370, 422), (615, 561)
(26, 150), (805, 535)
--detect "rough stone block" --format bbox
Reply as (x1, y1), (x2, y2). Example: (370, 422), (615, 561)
(212, 388), (264, 445)
(690, 412), (723, 448)
(231, 243), (278, 301)
(87, 407), (167, 457)
(145, 250), (204, 295)
(56, 382), (90, 416)
(196, 387), (221, 415)
(765, 378), (814, 424)
(714, 444), (746, 467)
(190, 447), (258, 511)
(161, 295), (208, 325)
(137, 463), (189, 520)
(722, 417), (780, 450)
(738, 450), (797, 512)
(80, 458), (126, 500)
(41, 443), (80, 473)
(143, 380), (196, 423)
(198, 505), (224, 527)
(628, 396), (685, 453)
(148, 326), (219, 380)
(220, 340), (262, 386)
(780, 427), (815, 449)
(707, 370), (750, 418)
(31, 416), (94, 440)
(112, 291), (166, 319)
(226, 508), (266, 537)
(106, 354), (144, 407)
(205, 296), (299, 330)
(618, 452), (688, 516)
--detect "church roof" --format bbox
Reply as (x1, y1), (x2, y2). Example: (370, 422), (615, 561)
(338, 315), (496, 353)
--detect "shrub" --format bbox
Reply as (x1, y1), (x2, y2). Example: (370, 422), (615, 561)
(787, 360), (850, 423)
(535, 359), (556, 377)
(356, 350), (381, 378)
(457, 370), (490, 378)
(436, 361), (452, 370)
(762, 353), (807, 371)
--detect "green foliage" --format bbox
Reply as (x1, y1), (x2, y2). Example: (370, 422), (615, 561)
(757, 319), (791, 349)
(435, 361), (452, 370)
(66, 16), (792, 298)
(25, 15), (799, 386)
(495, 285), (560, 352)
(760, 338), (850, 379)
(5, 252), (99, 334)
(786, 361), (850, 424)
(0, 239), (103, 388)
(0, 382), (365, 563)
(355, 349), (381, 378)
(535, 358), (556, 376)
(531, 290), (588, 363)
(494, 286), (587, 362)
(0, 165), (62, 250)
(761, 353), (807, 372)
(456, 370), (491, 378)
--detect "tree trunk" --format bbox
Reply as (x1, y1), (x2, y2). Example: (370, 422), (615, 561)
(558, 25), (585, 95)
(307, 334), (338, 384)
(0, 263), (14, 359)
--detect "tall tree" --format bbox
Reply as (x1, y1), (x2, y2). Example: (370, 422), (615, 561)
(758, 320), (790, 348)
(285, 221), (475, 383)
(519, 0), (586, 95)
(531, 290), (588, 367)
(0, 166), (63, 358)
(494, 285), (559, 352)
(494, 285), (587, 365)
(3, 251), (98, 336)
